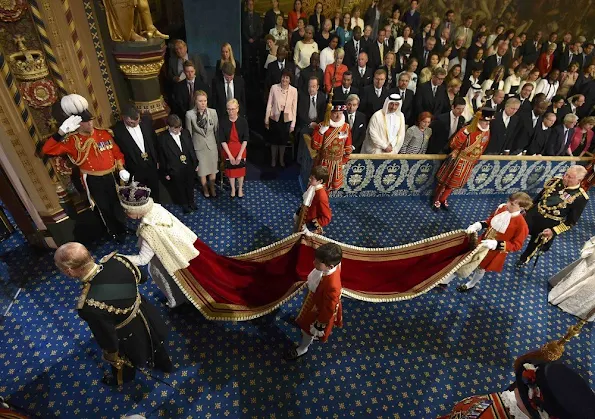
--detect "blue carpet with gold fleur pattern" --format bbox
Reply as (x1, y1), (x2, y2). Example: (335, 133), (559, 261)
(0, 178), (593, 418)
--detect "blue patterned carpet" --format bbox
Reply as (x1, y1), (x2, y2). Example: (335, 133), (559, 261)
(0, 178), (593, 418)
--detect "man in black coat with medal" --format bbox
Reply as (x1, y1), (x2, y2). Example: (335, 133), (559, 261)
(54, 241), (172, 386)
(517, 166), (589, 266)
(112, 106), (161, 202)
(158, 114), (198, 213)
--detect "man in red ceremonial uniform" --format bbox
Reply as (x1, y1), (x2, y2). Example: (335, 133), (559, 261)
(432, 107), (496, 211)
(439, 359), (595, 419)
(286, 242), (343, 360)
(312, 102), (352, 190)
(42, 94), (130, 242)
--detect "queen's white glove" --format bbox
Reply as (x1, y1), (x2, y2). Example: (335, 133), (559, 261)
(319, 125), (330, 135)
(466, 222), (483, 234)
(58, 115), (82, 135)
(119, 169), (130, 183)
(480, 239), (498, 250)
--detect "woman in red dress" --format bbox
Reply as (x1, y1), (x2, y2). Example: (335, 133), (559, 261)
(219, 99), (249, 198)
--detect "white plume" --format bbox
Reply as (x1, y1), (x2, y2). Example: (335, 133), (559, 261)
(61, 94), (89, 116)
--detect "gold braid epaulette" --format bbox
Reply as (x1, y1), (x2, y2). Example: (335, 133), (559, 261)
(86, 297), (136, 314)
(113, 254), (142, 285)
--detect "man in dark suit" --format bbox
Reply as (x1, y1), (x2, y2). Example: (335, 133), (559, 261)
(556, 42), (579, 72)
(212, 62), (247, 118)
(527, 112), (557, 155)
(172, 61), (210, 122)
(298, 52), (324, 94)
(241, 0), (263, 77)
(351, 52), (374, 89)
(506, 37), (523, 62)
(434, 27), (451, 54)
(572, 42), (594, 70)
(484, 89), (505, 113)
(395, 72), (414, 125)
(487, 98), (521, 154)
(403, 0), (421, 33)
(345, 93), (367, 152)
(265, 46), (295, 92)
(112, 106), (161, 202)
(509, 98), (548, 154)
(296, 76), (326, 160)
(382, 24), (395, 52)
(547, 113), (578, 156)
(167, 40), (207, 86)
(414, 67), (449, 116)
(344, 26), (366, 69)
(415, 37), (437, 72)
(514, 82), (534, 113)
(332, 71), (358, 102)
(436, 10), (456, 44)
(359, 68), (390, 119)
(158, 115), (198, 213)
(521, 31), (542, 64)
(557, 94), (585, 125)
(426, 97), (466, 154)
(541, 32), (558, 54)
(482, 41), (510, 81)
(367, 28), (386, 70)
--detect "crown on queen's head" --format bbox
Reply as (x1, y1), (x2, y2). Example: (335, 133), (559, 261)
(118, 183), (152, 207)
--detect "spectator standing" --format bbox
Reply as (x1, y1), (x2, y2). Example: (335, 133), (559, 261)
(265, 69), (298, 167)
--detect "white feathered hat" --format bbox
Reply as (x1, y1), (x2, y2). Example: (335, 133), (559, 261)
(60, 94), (94, 121)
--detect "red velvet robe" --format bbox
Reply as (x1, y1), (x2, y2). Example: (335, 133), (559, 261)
(479, 205), (529, 272)
(295, 267), (343, 343)
(312, 122), (352, 190)
(438, 393), (513, 419)
(306, 187), (332, 230)
(436, 127), (490, 189)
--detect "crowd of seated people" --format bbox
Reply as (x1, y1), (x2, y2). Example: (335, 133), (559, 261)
(159, 0), (595, 197)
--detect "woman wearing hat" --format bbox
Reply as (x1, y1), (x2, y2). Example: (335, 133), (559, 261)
(311, 102), (352, 190)
(432, 108), (495, 210)
(119, 183), (198, 308)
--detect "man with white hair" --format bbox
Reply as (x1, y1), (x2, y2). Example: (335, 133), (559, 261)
(42, 94), (130, 243)
(548, 113), (578, 156)
(361, 93), (406, 154)
(54, 242), (172, 386)
(517, 165), (589, 266)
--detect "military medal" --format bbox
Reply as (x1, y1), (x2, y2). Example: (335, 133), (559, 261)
(180, 154), (187, 164)
(141, 152), (149, 161)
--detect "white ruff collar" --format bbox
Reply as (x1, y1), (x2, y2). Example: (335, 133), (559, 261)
(329, 114), (346, 128)
(490, 204), (521, 233)
(302, 184), (324, 206)
(307, 263), (340, 292)
(500, 391), (530, 419)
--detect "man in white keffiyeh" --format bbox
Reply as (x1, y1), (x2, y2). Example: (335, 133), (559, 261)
(361, 93), (406, 154)
(119, 183), (198, 307)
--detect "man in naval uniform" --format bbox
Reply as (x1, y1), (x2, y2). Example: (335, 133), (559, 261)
(42, 94), (130, 243)
(54, 242), (172, 386)
(517, 165), (589, 266)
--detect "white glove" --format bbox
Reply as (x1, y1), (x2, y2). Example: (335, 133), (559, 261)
(319, 125), (330, 135)
(466, 222), (483, 234)
(480, 239), (498, 250)
(301, 224), (313, 237)
(119, 169), (130, 182)
(58, 115), (82, 135)
(580, 249), (593, 259)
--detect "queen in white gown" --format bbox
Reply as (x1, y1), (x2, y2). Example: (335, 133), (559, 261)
(118, 183), (199, 308)
(548, 236), (595, 321)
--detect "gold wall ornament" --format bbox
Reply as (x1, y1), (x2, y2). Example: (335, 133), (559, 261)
(0, 0), (27, 22)
(117, 59), (164, 79)
(133, 96), (169, 119)
(102, 0), (169, 42)
(8, 36), (49, 81)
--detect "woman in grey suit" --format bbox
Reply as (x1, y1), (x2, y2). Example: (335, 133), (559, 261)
(186, 90), (219, 198)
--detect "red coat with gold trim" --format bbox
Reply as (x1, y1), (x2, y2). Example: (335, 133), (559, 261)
(295, 267), (343, 343)
(312, 119), (352, 190)
(479, 205), (529, 272)
(42, 128), (125, 175)
(436, 126), (490, 189)
(438, 393), (512, 419)
(306, 186), (332, 229)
